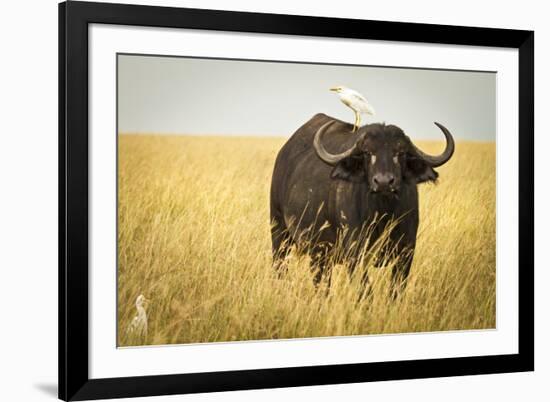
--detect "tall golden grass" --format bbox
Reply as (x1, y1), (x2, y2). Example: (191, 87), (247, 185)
(118, 134), (495, 346)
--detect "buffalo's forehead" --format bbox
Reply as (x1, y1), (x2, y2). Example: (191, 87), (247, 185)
(361, 124), (407, 152)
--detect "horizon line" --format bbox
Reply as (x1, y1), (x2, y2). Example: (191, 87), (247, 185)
(118, 132), (496, 143)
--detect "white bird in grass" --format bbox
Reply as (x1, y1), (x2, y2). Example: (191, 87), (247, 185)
(126, 295), (149, 339)
(330, 86), (375, 133)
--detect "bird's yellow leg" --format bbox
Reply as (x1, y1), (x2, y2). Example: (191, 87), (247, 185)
(353, 112), (359, 133)
(357, 114), (362, 131)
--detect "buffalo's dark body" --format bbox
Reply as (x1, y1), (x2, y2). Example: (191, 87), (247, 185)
(270, 113), (453, 288)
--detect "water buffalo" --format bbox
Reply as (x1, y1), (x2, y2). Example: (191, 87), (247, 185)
(270, 113), (454, 291)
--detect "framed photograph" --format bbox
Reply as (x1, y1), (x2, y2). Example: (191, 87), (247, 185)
(59, 1), (534, 400)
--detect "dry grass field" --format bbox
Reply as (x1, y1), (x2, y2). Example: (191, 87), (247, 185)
(117, 133), (496, 347)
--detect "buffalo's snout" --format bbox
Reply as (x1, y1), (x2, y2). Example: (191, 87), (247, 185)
(372, 173), (396, 193)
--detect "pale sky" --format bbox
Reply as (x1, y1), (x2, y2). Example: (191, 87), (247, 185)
(118, 54), (496, 141)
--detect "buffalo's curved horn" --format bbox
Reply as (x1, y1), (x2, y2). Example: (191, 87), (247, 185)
(410, 122), (455, 167)
(313, 121), (359, 165)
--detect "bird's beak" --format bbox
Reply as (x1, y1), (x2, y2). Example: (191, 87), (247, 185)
(329, 87), (338, 92)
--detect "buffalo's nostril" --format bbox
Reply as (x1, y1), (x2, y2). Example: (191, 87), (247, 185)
(373, 173), (395, 192)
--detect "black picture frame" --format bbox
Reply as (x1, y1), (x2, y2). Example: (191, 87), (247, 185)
(59, 1), (534, 400)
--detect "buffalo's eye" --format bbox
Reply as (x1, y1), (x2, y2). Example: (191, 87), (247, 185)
(364, 152), (375, 162)
(393, 152), (404, 164)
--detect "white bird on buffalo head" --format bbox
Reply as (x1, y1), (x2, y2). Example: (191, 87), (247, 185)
(126, 294), (149, 340)
(330, 86), (375, 133)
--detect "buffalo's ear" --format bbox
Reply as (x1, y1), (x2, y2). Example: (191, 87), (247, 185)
(405, 155), (438, 183)
(331, 156), (366, 182)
